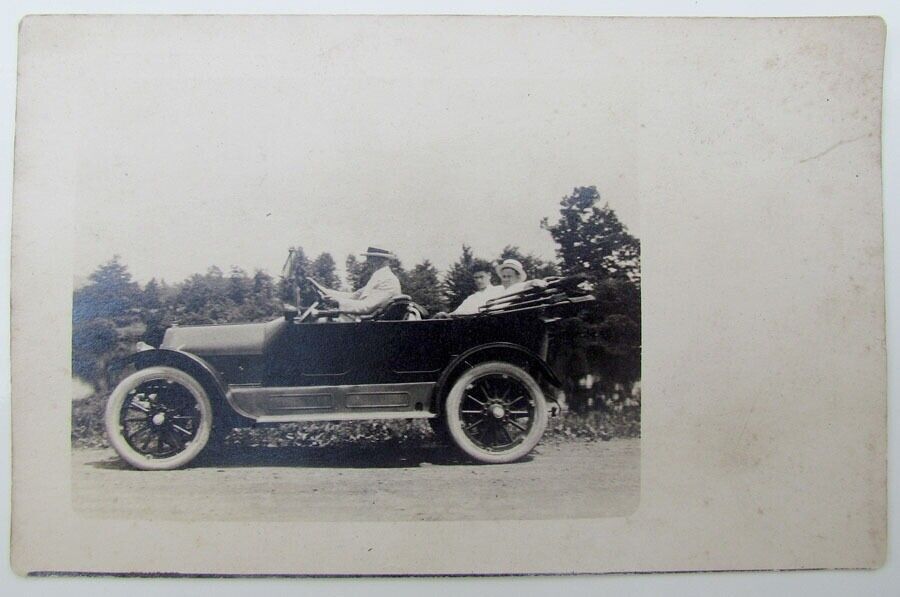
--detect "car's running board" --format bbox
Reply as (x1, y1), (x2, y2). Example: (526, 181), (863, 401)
(254, 411), (436, 423)
(227, 381), (437, 421)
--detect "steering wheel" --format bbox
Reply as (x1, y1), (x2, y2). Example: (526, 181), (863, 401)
(297, 279), (337, 322)
(298, 301), (319, 322)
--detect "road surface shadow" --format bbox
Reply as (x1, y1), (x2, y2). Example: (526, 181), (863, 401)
(84, 442), (535, 470)
(195, 443), (471, 469)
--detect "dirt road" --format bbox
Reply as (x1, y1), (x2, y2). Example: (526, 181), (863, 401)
(72, 438), (640, 521)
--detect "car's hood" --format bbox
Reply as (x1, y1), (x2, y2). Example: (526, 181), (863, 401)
(159, 318), (285, 356)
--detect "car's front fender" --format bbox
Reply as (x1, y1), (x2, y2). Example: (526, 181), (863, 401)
(108, 348), (229, 405)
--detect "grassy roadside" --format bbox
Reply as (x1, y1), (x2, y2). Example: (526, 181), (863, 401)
(73, 393), (640, 450)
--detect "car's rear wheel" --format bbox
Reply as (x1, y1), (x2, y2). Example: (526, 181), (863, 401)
(444, 361), (548, 464)
(104, 366), (213, 470)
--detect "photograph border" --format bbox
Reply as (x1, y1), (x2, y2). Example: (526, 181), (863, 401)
(3, 2), (897, 595)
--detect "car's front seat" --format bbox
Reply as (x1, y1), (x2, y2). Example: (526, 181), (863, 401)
(362, 295), (429, 321)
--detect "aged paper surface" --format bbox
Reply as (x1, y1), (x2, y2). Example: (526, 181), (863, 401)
(11, 15), (885, 574)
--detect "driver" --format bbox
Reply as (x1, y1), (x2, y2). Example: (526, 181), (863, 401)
(315, 246), (402, 316)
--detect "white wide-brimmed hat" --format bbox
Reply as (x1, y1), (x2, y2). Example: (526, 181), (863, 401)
(359, 246), (396, 260)
(495, 259), (527, 281)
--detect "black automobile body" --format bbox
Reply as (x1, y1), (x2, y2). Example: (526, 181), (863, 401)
(105, 275), (595, 470)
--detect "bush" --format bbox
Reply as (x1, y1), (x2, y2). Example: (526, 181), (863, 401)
(71, 393), (110, 449)
(71, 319), (120, 392)
(544, 408), (640, 442)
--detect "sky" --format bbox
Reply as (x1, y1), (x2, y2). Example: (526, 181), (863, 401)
(66, 17), (641, 284)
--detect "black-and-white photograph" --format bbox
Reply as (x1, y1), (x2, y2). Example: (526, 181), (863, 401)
(67, 17), (642, 522)
(11, 13), (888, 579)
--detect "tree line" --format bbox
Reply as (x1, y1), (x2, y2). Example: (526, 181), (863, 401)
(73, 186), (641, 413)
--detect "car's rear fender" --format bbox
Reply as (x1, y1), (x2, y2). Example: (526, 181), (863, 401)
(433, 342), (561, 414)
(110, 348), (230, 410)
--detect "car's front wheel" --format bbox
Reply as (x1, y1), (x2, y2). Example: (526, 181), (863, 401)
(444, 361), (548, 464)
(104, 366), (213, 470)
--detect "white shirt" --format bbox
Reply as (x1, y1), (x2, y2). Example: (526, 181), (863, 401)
(451, 284), (505, 315)
(500, 281), (529, 296)
(330, 266), (402, 315)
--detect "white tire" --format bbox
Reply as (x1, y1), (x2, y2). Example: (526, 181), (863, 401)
(444, 361), (548, 464)
(104, 366), (213, 470)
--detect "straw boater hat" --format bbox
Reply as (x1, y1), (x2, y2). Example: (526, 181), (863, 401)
(359, 246), (396, 260)
(495, 258), (527, 282)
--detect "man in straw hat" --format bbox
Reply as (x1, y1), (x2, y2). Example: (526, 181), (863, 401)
(312, 246), (402, 316)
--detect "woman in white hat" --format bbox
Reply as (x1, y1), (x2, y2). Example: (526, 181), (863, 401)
(494, 258), (548, 297)
(495, 259), (528, 292)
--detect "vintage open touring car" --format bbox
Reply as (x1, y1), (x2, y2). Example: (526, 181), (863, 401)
(104, 273), (595, 470)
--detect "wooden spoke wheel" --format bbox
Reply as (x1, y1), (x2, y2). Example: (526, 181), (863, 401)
(444, 362), (548, 464)
(105, 366), (213, 470)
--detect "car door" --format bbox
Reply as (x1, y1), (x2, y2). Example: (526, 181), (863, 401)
(267, 320), (357, 387)
(369, 319), (454, 382)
